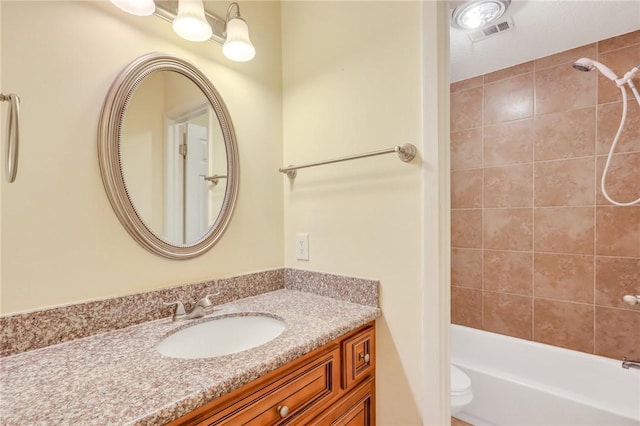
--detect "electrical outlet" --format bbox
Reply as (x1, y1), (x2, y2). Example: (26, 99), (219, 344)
(295, 233), (309, 261)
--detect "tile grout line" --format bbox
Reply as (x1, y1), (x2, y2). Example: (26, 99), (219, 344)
(532, 58), (537, 342)
(481, 72), (485, 331)
(593, 41), (600, 355)
(452, 284), (640, 312)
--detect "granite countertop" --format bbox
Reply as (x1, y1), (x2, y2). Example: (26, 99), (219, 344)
(0, 289), (381, 425)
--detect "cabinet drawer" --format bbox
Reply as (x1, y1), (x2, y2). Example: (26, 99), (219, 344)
(341, 327), (375, 390)
(197, 346), (340, 425)
(309, 377), (375, 426)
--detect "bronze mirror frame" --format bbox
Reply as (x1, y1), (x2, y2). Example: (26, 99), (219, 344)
(98, 53), (239, 259)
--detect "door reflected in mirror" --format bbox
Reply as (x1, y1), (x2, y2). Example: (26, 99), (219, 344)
(120, 71), (228, 246)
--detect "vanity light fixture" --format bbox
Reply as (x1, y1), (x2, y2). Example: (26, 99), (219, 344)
(451, 0), (511, 30)
(173, 0), (212, 42)
(110, 0), (255, 62)
(222, 2), (255, 62)
(109, 0), (156, 16)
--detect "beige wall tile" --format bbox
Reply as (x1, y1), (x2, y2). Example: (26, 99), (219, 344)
(485, 61), (533, 84)
(484, 250), (532, 295)
(598, 44), (640, 105)
(484, 164), (533, 208)
(484, 119), (533, 166)
(484, 208), (533, 251)
(534, 299), (594, 353)
(534, 158), (595, 207)
(597, 101), (640, 154)
(596, 206), (640, 257)
(451, 128), (483, 171)
(534, 107), (596, 161)
(484, 73), (533, 125)
(484, 292), (532, 339)
(534, 253), (594, 303)
(596, 257), (640, 310)
(451, 286), (483, 329)
(595, 307), (640, 359)
(449, 30), (638, 361)
(596, 153), (640, 205)
(452, 169), (483, 209)
(534, 43), (597, 70)
(598, 30), (640, 53)
(452, 209), (483, 248)
(535, 65), (596, 115)
(451, 87), (483, 131)
(534, 207), (595, 255)
(451, 248), (483, 289)
(451, 75), (483, 93)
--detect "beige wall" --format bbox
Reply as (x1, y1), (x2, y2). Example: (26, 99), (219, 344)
(0, 0), (3, 308)
(281, 2), (447, 424)
(450, 30), (640, 361)
(0, 1), (284, 313)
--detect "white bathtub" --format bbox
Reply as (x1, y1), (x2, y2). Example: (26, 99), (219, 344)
(451, 324), (640, 426)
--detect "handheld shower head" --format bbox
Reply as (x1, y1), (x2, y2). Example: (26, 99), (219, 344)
(572, 62), (593, 73)
(572, 58), (619, 81)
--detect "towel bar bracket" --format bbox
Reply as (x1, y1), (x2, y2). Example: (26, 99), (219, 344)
(1, 92), (20, 183)
(396, 143), (417, 163)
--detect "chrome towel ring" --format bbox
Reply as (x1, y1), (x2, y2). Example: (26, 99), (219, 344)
(1, 93), (20, 183)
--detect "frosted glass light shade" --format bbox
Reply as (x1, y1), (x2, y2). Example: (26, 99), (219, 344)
(110, 0), (155, 16)
(173, 0), (213, 42)
(223, 17), (255, 62)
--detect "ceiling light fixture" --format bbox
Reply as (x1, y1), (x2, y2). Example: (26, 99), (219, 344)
(451, 0), (511, 30)
(110, 0), (255, 62)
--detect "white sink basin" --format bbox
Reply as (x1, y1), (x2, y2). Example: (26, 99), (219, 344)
(157, 315), (286, 359)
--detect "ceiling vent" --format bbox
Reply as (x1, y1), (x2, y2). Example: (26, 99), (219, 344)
(466, 18), (515, 42)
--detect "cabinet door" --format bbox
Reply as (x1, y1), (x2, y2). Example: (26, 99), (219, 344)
(341, 327), (375, 390)
(310, 377), (375, 426)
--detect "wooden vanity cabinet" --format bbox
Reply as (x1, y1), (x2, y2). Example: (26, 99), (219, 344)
(169, 322), (375, 426)
(341, 326), (374, 390)
(310, 377), (375, 426)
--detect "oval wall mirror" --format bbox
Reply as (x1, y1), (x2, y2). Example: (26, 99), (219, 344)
(98, 53), (239, 259)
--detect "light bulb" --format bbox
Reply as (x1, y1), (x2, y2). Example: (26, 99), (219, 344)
(110, 0), (155, 16)
(223, 17), (255, 62)
(173, 0), (212, 42)
(460, 2), (501, 29)
(452, 0), (511, 30)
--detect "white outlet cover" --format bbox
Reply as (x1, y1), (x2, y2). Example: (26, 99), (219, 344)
(295, 233), (309, 261)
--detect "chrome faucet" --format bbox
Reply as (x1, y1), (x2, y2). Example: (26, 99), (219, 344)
(622, 357), (640, 370)
(164, 292), (220, 322)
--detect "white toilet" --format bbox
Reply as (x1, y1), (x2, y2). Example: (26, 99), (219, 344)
(451, 365), (473, 415)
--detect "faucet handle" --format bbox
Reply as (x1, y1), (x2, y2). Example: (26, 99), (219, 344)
(163, 301), (187, 321)
(197, 292), (221, 308)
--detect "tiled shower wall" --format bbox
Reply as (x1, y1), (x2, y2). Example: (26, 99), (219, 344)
(450, 30), (640, 360)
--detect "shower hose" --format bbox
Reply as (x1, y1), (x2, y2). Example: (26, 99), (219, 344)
(601, 83), (640, 206)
